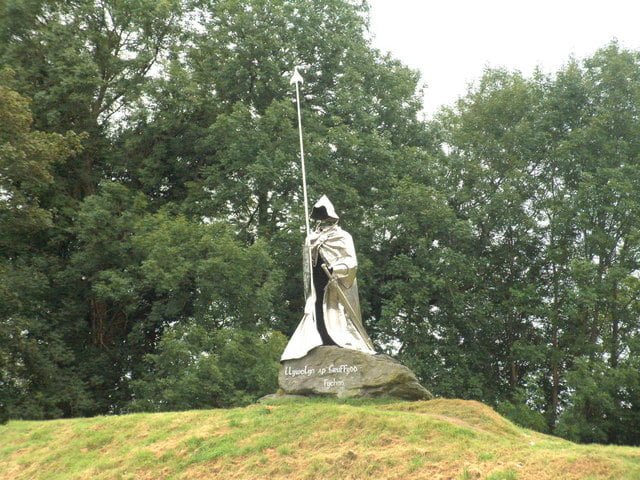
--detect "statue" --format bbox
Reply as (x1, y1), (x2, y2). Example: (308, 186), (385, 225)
(271, 68), (431, 400)
(281, 195), (376, 361)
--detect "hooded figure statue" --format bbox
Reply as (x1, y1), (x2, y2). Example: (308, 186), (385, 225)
(281, 195), (376, 361)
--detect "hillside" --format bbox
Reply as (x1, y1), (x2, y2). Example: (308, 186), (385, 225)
(1, 398), (639, 480)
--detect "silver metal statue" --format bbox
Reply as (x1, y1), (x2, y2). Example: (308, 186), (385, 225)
(281, 195), (376, 361)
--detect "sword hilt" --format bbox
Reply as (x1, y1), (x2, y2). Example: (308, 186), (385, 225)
(321, 263), (334, 281)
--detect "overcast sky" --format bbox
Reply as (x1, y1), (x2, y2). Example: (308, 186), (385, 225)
(368, 0), (640, 117)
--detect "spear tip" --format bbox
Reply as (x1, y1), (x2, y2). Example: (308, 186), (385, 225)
(290, 67), (304, 85)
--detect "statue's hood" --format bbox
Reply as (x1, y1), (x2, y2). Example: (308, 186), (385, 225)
(311, 195), (339, 221)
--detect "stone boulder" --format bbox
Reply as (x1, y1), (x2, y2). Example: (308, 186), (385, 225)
(278, 346), (432, 400)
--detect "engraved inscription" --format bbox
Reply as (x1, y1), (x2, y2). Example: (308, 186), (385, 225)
(283, 363), (359, 390)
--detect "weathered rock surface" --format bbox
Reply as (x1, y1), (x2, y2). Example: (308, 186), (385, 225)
(278, 346), (432, 400)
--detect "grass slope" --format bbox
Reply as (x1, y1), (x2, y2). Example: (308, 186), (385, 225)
(1, 398), (639, 480)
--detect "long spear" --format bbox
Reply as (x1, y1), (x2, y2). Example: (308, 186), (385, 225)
(290, 67), (310, 236)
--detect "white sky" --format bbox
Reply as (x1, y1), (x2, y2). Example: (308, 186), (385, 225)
(368, 0), (640, 117)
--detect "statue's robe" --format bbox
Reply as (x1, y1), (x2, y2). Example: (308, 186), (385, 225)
(281, 224), (376, 361)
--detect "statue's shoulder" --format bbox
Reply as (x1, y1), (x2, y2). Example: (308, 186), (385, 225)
(307, 224), (351, 246)
(325, 224), (343, 235)
(326, 225), (353, 242)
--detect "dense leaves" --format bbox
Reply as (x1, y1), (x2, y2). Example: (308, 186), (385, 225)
(431, 44), (640, 443)
(1, 0), (639, 445)
(129, 326), (287, 411)
(0, 74), (86, 421)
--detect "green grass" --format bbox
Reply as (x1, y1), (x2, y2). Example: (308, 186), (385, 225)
(1, 398), (639, 479)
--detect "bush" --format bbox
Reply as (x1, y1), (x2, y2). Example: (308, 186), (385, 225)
(128, 324), (287, 412)
(497, 398), (549, 433)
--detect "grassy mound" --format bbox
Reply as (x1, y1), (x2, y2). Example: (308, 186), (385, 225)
(1, 398), (639, 479)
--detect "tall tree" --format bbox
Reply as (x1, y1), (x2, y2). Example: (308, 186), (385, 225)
(1, 0), (434, 416)
(120, 0), (431, 336)
(0, 75), (87, 419)
(434, 43), (640, 443)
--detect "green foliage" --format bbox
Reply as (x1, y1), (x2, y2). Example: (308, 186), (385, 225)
(434, 42), (640, 443)
(556, 354), (640, 445)
(129, 326), (287, 411)
(496, 394), (549, 434)
(555, 358), (614, 444)
(132, 209), (279, 327)
(1, 0), (184, 131)
(0, 74), (82, 248)
(64, 183), (280, 413)
(0, 77), (90, 420)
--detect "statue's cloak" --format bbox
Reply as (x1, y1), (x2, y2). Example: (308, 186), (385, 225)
(281, 224), (376, 361)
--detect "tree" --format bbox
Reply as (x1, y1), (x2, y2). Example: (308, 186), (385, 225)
(427, 70), (546, 402)
(0, 74), (87, 419)
(0, 0), (190, 416)
(543, 44), (640, 443)
(434, 43), (640, 443)
(129, 326), (287, 411)
(119, 0), (430, 339)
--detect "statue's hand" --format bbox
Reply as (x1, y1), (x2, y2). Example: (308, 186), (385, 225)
(329, 263), (349, 277)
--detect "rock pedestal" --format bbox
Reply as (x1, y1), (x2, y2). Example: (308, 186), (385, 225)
(278, 346), (432, 400)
